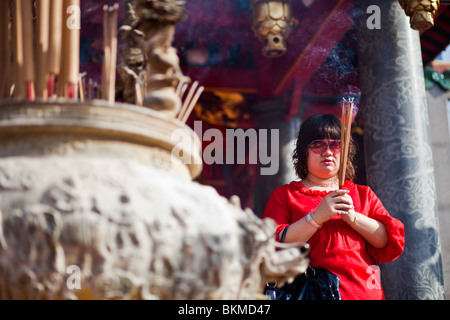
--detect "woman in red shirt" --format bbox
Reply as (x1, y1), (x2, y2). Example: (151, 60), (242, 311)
(262, 113), (405, 300)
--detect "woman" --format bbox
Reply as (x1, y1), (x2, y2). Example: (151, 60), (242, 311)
(262, 113), (405, 300)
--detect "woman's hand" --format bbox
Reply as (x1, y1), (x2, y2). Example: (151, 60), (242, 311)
(314, 189), (354, 224)
(314, 190), (389, 248)
(281, 188), (389, 248)
(339, 192), (357, 225)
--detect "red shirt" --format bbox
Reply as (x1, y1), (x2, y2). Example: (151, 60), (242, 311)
(262, 180), (405, 300)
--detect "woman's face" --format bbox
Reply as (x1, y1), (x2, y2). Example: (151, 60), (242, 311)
(306, 139), (341, 179)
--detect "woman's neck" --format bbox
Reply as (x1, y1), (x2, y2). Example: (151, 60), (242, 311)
(303, 175), (338, 190)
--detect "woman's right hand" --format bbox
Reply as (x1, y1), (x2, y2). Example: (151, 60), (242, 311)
(314, 189), (353, 224)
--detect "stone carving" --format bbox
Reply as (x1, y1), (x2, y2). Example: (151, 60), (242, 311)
(134, 0), (190, 116)
(0, 101), (308, 300)
(117, 0), (147, 105)
(0, 158), (308, 300)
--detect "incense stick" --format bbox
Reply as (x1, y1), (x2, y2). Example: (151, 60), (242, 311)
(78, 76), (85, 102)
(102, 5), (111, 100)
(338, 98), (354, 188)
(48, 0), (63, 97)
(179, 83), (188, 100)
(36, 0), (50, 98)
(339, 99), (346, 186)
(180, 85), (204, 123)
(102, 4), (119, 103)
(13, 0), (25, 98)
(22, 0), (36, 100)
(59, 0), (71, 98)
(66, 0), (80, 100)
(343, 102), (353, 184)
(177, 81), (204, 123)
(95, 82), (101, 99)
(108, 4), (119, 103)
(88, 78), (93, 100)
(135, 82), (143, 106)
(0, 0), (11, 98)
(176, 79), (190, 99)
(175, 79), (183, 96)
(178, 81), (199, 120)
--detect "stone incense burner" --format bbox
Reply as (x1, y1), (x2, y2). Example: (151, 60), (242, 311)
(0, 99), (308, 300)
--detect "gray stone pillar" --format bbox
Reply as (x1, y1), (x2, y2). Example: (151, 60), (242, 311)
(252, 99), (300, 217)
(354, 1), (445, 299)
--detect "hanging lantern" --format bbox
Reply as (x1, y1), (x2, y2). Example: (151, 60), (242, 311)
(398, 0), (440, 31)
(251, 0), (296, 58)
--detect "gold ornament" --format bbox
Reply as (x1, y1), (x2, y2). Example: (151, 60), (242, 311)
(250, 0), (296, 58)
(398, 0), (441, 31)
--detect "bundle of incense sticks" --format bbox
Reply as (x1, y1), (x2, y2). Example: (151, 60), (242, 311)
(176, 79), (205, 123)
(102, 4), (119, 103)
(338, 98), (354, 188)
(1, 1), (192, 112)
(0, 0), (81, 100)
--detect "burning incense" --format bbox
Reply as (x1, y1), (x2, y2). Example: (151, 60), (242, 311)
(344, 100), (354, 178)
(338, 98), (354, 189)
(338, 99), (346, 186)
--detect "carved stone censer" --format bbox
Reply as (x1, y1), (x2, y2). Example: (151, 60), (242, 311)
(0, 99), (307, 300)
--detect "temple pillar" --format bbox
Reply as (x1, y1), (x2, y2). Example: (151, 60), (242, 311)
(252, 99), (300, 217)
(353, 0), (445, 299)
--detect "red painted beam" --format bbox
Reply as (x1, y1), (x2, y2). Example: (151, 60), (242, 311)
(420, 6), (450, 65)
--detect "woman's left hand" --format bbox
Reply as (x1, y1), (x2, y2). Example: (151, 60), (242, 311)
(339, 193), (357, 225)
(337, 193), (389, 248)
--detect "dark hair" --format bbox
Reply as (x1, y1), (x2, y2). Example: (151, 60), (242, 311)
(292, 113), (356, 180)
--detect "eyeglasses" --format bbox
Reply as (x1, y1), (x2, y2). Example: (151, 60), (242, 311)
(308, 140), (341, 154)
